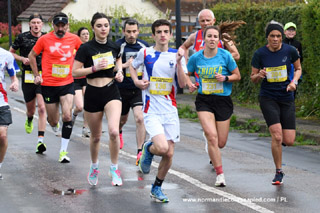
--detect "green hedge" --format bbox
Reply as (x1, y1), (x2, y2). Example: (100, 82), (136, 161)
(212, 0), (320, 118)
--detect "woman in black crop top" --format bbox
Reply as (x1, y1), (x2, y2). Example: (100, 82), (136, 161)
(72, 12), (124, 186)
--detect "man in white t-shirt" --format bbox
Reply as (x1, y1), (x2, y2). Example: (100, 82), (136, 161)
(130, 19), (187, 203)
(0, 47), (20, 180)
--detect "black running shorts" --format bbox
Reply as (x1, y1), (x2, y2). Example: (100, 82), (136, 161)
(259, 96), (296, 129)
(84, 81), (121, 113)
(22, 81), (42, 103)
(195, 94), (233, 121)
(119, 88), (142, 116)
(41, 83), (75, 104)
(0, 106), (12, 126)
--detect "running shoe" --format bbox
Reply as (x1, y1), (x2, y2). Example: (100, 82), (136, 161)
(0, 173), (3, 180)
(109, 167), (123, 186)
(136, 151), (142, 166)
(36, 142), (47, 154)
(215, 173), (226, 187)
(82, 127), (90, 138)
(119, 132), (124, 149)
(25, 118), (33, 134)
(51, 123), (60, 133)
(272, 171), (284, 185)
(59, 151), (70, 163)
(150, 184), (169, 203)
(139, 141), (154, 174)
(87, 165), (99, 186)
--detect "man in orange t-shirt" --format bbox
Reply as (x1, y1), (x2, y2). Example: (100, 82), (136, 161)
(29, 12), (82, 163)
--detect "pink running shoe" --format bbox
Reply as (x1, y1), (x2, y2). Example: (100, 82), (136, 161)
(119, 132), (124, 149)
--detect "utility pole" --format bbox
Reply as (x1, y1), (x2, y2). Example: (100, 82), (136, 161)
(175, 0), (183, 94)
(8, 0), (12, 46)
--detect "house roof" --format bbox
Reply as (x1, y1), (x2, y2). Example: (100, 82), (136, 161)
(149, 0), (218, 17)
(17, 0), (71, 22)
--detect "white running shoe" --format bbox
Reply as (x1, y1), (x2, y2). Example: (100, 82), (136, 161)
(215, 173), (226, 187)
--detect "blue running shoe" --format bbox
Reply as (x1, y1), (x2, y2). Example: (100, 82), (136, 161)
(150, 184), (169, 203)
(272, 171), (284, 185)
(139, 141), (154, 174)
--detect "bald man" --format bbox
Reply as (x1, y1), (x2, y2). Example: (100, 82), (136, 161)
(180, 9), (240, 61)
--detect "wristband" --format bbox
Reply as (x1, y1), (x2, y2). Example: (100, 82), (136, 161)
(224, 76), (229, 82)
(92, 65), (97, 73)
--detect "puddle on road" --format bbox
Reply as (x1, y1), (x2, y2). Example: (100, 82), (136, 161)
(52, 188), (87, 196)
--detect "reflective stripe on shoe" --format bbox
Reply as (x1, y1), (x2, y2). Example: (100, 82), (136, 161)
(109, 167), (122, 186)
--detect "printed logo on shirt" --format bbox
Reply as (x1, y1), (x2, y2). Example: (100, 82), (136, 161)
(49, 42), (72, 62)
(282, 56), (287, 63)
(169, 60), (174, 68)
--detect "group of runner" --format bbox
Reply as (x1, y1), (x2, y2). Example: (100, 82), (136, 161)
(0, 8), (301, 203)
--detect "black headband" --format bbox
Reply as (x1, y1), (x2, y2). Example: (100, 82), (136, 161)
(266, 24), (284, 38)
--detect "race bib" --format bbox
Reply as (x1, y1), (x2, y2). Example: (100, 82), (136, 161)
(24, 70), (42, 83)
(126, 66), (143, 77)
(92, 52), (115, 70)
(266, 65), (287, 82)
(52, 64), (70, 78)
(149, 77), (173, 95)
(201, 79), (223, 94)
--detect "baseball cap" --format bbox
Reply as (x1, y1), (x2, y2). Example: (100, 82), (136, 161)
(52, 12), (68, 25)
(284, 22), (297, 31)
(29, 13), (43, 22)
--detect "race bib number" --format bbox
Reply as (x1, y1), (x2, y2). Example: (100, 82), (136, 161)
(126, 66), (143, 77)
(24, 70), (42, 83)
(201, 79), (223, 94)
(92, 52), (115, 70)
(52, 64), (70, 78)
(149, 77), (173, 95)
(125, 52), (142, 77)
(266, 65), (287, 82)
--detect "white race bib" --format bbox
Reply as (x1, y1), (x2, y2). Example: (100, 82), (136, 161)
(52, 64), (70, 78)
(266, 65), (287, 82)
(149, 77), (173, 95)
(25, 70), (42, 83)
(201, 78), (223, 94)
(92, 52), (115, 70)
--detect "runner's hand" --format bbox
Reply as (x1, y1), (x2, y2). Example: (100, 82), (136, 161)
(188, 82), (197, 93)
(177, 47), (184, 62)
(34, 75), (42, 85)
(96, 58), (108, 71)
(22, 57), (30, 65)
(115, 71), (124, 83)
(215, 72), (225, 82)
(9, 81), (19, 92)
(134, 79), (149, 90)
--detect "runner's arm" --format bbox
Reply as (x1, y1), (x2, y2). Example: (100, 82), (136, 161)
(9, 47), (30, 65)
(72, 60), (93, 77)
(179, 32), (195, 63)
(176, 48), (187, 88)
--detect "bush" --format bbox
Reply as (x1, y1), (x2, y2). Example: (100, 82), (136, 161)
(212, 0), (320, 118)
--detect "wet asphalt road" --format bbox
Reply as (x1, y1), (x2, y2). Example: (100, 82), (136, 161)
(0, 89), (320, 213)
